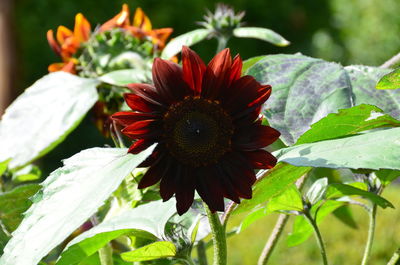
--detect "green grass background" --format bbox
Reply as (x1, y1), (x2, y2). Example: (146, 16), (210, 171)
(209, 185), (400, 265)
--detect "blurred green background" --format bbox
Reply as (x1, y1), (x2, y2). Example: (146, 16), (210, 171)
(11, 0), (400, 264)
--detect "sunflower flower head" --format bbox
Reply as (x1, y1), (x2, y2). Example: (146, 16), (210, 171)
(198, 3), (245, 39)
(112, 46), (280, 215)
(47, 13), (91, 73)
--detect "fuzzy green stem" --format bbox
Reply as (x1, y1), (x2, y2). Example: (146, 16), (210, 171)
(197, 240), (209, 265)
(387, 248), (400, 265)
(304, 212), (328, 265)
(205, 204), (227, 265)
(216, 36), (229, 53)
(361, 204), (377, 265)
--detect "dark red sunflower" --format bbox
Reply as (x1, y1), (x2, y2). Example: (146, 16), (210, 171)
(111, 46), (280, 215)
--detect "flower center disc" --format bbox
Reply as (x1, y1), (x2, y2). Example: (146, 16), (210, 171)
(163, 97), (234, 167)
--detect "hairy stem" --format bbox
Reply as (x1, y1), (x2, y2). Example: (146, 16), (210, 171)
(257, 174), (308, 265)
(197, 240), (209, 265)
(216, 36), (229, 53)
(387, 248), (400, 265)
(304, 212), (328, 265)
(361, 204), (377, 265)
(380, 52), (400, 69)
(205, 204), (227, 265)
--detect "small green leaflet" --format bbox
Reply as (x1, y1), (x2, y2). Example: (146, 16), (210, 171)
(0, 72), (99, 169)
(98, 69), (151, 86)
(376, 68), (400, 90)
(233, 27), (290, 47)
(161, 29), (212, 59)
(121, 241), (177, 262)
(0, 184), (41, 232)
(275, 127), (400, 170)
(0, 146), (154, 265)
(56, 200), (176, 265)
(375, 169), (400, 186)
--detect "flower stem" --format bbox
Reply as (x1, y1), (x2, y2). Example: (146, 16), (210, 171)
(257, 174), (308, 265)
(204, 204), (227, 265)
(380, 51), (400, 68)
(387, 248), (400, 265)
(304, 212), (328, 265)
(361, 204), (377, 265)
(216, 36), (229, 53)
(197, 240), (209, 265)
(257, 214), (289, 265)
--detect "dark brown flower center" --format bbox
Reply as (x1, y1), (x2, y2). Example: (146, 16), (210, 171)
(163, 96), (234, 167)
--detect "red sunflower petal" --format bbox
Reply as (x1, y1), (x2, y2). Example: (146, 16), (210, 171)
(128, 139), (155, 154)
(182, 46), (206, 95)
(138, 145), (165, 168)
(201, 48), (232, 99)
(175, 166), (195, 215)
(127, 83), (167, 107)
(243, 150), (277, 169)
(159, 158), (178, 201)
(196, 167), (226, 212)
(229, 54), (243, 83)
(124, 93), (163, 113)
(233, 123), (281, 151)
(152, 58), (192, 103)
(121, 119), (162, 139)
(111, 111), (159, 127)
(138, 156), (169, 189)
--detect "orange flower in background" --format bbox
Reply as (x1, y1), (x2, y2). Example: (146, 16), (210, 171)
(47, 13), (91, 73)
(100, 4), (173, 50)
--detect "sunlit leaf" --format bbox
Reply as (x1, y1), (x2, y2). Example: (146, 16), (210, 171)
(234, 163), (311, 214)
(98, 69), (151, 86)
(376, 68), (400, 90)
(121, 241), (176, 262)
(0, 146), (154, 265)
(0, 227), (9, 256)
(233, 27), (290, 46)
(306, 178), (328, 205)
(375, 169), (400, 186)
(57, 200), (176, 265)
(0, 72), (99, 169)
(161, 29), (212, 59)
(332, 206), (358, 229)
(296, 104), (400, 145)
(287, 200), (345, 247)
(326, 183), (393, 208)
(267, 184), (303, 213)
(275, 127), (400, 171)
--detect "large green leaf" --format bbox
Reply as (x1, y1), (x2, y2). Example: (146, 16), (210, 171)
(376, 67), (400, 90)
(0, 184), (41, 232)
(266, 184), (303, 213)
(275, 127), (400, 170)
(233, 27), (290, 47)
(0, 227), (9, 256)
(57, 200), (176, 265)
(234, 163), (311, 214)
(0, 146), (154, 265)
(0, 72), (99, 169)
(121, 241), (176, 262)
(375, 169), (400, 186)
(161, 29), (211, 59)
(246, 54), (399, 145)
(296, 104), (400, 145)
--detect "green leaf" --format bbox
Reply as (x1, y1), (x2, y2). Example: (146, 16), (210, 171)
(296, 104), (400, 145)
(287, 200), (345, 247)
(246, 54), (399, 145)
(0, 184), (40, 232)
(233, 27), (290, 46)
(375, 169), (400, 186)
(0, 146), (154, 265)
(161, 29), (212, 59)
(242, 56), (265, 75)
(332, 206), (358, 229)
(0, 226), (9, 256)
(306, 178), (328, 205)
(11, 164), (42, 183)
(98, 69), (151, 86)
(56, 200), (176, 265)
(267, 184), (303, 213)
(275, 127), (400, 171)
(0, 160), (9, 176)
(326, 183), (393, 208)
(121, 241), (176, 262)
(376, 68), (400, 90)
(234, 163), (311, 214)
(0, 72), (99, 169)
(237, 207), (268, 233)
